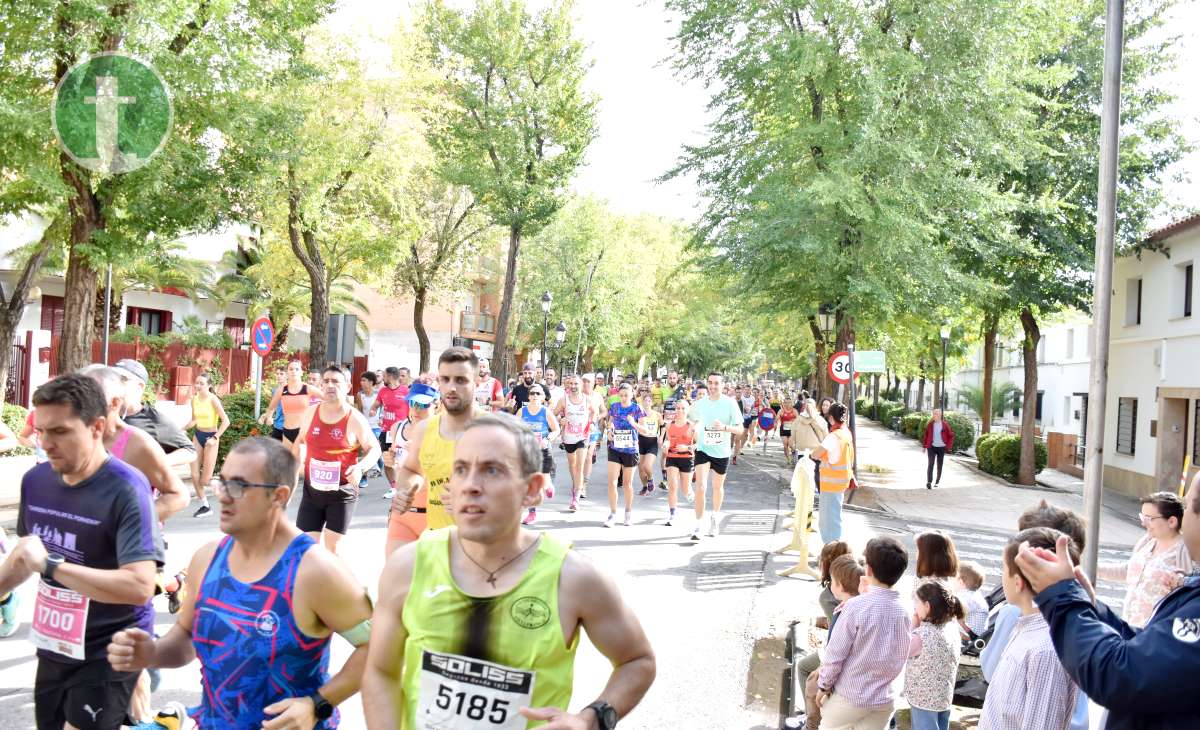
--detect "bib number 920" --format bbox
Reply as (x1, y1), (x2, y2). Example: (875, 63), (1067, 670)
(435, 685), (510, 724)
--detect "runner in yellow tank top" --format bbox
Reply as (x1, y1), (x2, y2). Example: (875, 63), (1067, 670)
(363, 411), (656, 729)
(385, 347), (483, 556)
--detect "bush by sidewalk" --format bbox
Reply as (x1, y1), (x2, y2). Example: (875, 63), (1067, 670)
(0, 403), (32, 458)
(216, 388), (271, 466)
(977, 433), (1047, 481)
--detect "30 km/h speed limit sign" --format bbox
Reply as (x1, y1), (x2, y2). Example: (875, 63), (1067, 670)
(828, 350), (853, 384)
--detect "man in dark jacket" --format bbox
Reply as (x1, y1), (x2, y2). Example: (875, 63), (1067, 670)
(1016, 472), (1200, 729)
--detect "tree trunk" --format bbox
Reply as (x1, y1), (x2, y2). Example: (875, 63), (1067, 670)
(92, 282), (120, 341)
(1017, 307), (1041, 485)
(916, 359), (926, 411)
(58, 159), (104, 374)
(491, 224), (523, 382)
(308, 274), (330, 367)
(413, 287), (431, 373)
(287, 165), (330, 369)
(981, 311), (998, 434)
(933, 377), (942, 412)
(807, 315), (830, 400)
(904, 377), (912, 409)
(582, 344), (594, 374)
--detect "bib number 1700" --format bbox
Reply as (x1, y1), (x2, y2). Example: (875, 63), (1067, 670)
(435, 685), (510, 724)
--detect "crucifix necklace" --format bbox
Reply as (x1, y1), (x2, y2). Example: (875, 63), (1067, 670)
(458, 534), (542, 588)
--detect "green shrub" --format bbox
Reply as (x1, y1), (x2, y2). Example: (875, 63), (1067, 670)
(901, 412), (928, 439)
(878, 401), (905, 429)
(854, 397), (871, 418)
(985, 434), (1048, 481)
(215, 387), (272, 467)
(0, 403), (33, 458)
(942, 412), (975, 455)
(975, 433), (1002, 472)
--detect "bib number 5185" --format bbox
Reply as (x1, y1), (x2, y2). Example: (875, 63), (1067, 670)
(435, 685), (510, 724)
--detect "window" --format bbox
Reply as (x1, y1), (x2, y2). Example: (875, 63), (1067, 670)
(1116, 397), (1137, 456)
(1064, 395), (1072, 424)
(1035, 391), (1044, 422)
(224, 317), (246, 345)
(1184, 263), (1194, 318)
(40, 295), (65, 338)
(126, 307), (172, 336)
(1125, 278), (1142, 326)
(1012, 391), (1021, 418)
(1037, 337), (1046, 363)
(1066, 329), (1074, 359)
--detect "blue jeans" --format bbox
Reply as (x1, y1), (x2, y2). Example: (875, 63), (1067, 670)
(818, 489), (843, 543)
(909, 708), (950, 730)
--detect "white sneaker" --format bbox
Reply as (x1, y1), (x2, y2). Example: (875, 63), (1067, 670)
(623, 512), (632, 527)
(708, 514), (719, 537)
(603, 514), (615, 528)
(382, 488), (396, 500)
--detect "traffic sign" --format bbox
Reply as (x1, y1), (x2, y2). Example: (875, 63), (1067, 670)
(855, 350), (886, 373)
(251, 316), (275, 357)
(829, 351), (852, 384)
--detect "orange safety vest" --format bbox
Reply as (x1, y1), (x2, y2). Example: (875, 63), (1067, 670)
(818, 427), (855, 493)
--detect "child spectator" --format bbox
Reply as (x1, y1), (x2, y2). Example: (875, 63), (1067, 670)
(798, 555), (864, 730)
(816, 536), (911, 730)
(979, 526), (1079, 730)
(956, 560), (989, 637)
(915, 530), (960, 587)
(816, 541), (852, 626)
(905, 581), (965, 730)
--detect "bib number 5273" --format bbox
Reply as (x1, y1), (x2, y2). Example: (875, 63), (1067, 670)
(435, 685), (510, 724)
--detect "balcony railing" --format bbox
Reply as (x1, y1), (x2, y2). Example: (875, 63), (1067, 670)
(461, 312), (496, 335)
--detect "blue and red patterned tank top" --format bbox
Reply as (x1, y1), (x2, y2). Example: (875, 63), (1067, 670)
(190, 533), (335, 729)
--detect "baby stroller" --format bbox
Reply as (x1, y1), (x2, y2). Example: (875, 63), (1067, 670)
(954, 583), (1007, 707)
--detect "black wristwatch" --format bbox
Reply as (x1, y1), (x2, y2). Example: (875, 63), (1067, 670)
(310, 692), (334, 721)
(42, 553), (65, 583)
(585, 700), (618, 730)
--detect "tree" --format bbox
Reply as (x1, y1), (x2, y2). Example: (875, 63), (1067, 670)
(0, 0), (333, 373)
(422, 0), (597, 379)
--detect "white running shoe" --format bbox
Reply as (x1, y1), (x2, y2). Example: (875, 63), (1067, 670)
(603, 514), (615, 528)
(382, 488), (396, 500)
(708, 514), (719, 537)
(623, 512), (632, 527)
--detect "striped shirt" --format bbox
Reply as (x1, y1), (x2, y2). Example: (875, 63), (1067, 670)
(979, 611), (1075, 730)
(817, 586), (910, 708)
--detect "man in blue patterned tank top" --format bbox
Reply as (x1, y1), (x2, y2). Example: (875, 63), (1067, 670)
(106, 437), (374, 729)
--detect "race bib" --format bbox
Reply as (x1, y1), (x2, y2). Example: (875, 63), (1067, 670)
(566, 419), (586, 437)
(703, 428), (725, 446)
(308, 458), (343, 491)
(31, 581), (89, 660)
(613, 429), (635, 450)
(417, 650), (534, 730)
(383, 410), (397, 422)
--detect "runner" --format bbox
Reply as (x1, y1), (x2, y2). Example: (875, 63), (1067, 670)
(473, 358), (505, 411)
(519, 385), (560, 525)
(182, 373), (230, 518)
(371, 367), (411, 488)
(635, 387), (661, 497)
(358, 370), (386, 484)
(107, 437), (374, 729)
(362, 413), (656, 729)
(306, 370), (325, 405)
(581, 374), (605, 496)
(292, 364), (381, 555)
(259, 359), (310, 445)
(603, 383), (650, 528)
(111, 359), (197, 471)
(387, 347), (481, 555)
(380, 384), (438, 545)
(505, 363), (538, 414)
(736, 386), (759, 461)
(660, 398), (695, 527)
(689, 373), (744, 540)
(757, 404), (777, 454)
(0, 373), (163, 730)
(544, 367), (565, 412)
(778, 399), (799, 463)
(555, 373), (595, 512)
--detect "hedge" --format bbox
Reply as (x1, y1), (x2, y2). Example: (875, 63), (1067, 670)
(0, 403), (32, 458)
(215, 387), (272, 468)
(975, 433), (1003, 472)
(982, 433), (1048, 481)
(901, 412), (929, 439)
(923, 412), (975, 455)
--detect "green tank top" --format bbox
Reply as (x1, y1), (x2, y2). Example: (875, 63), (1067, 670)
(400, 528), (579, 729)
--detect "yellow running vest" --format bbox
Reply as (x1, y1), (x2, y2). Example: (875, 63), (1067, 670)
(400, 529), (578, 729)
(420, 413), (458, 530)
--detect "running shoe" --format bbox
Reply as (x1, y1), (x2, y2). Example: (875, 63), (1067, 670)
(523, 510), (537, 525)
(580, 491), (588, 500)
(545, 484), (555, 500)
(193, 504), (212, 518)
(659, 480), (668, 491)
(0, 592), (19, 638)
(603, 513), (615, 528)
(689, 527), (701, 541)
(638, 486), (651, 497)
(731, 456), (738, 465)
(567, 500), (578, 513)
(708, 514), (719, 537)
(131, 701), (188, 730)
(664, 515), (674, 527)
(623, 512), (632, 527)
(383, 487), (396, 500)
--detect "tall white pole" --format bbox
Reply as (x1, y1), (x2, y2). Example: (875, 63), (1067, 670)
(1082, 0), (1125, 581)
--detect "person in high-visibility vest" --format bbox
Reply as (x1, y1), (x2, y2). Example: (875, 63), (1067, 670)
(811, 402), (855, 544)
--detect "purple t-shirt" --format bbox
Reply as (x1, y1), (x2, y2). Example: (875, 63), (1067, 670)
(17, 458), (164, 663)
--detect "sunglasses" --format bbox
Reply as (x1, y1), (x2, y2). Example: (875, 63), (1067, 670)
(212, 476), (284, 500)
(411, 402), (433, 410)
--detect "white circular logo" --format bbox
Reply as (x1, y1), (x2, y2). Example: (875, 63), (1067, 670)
(1173, 617), (1200, 643)
(255, 610), (279, 637)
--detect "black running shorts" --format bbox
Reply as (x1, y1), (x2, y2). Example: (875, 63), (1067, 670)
(695, 450), (730, 475)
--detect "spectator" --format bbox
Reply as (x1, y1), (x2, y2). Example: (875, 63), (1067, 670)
(818, 397), (834, 428)
(956, 561), (989, 637)
(1097, 491), (1195, 628)
(979, 527), (1078, 730)
(811, 402), (854, 545)
(798, 554), (863, 730)
(793, 398), (829, 491)
(915, 530), (960, 590)
(981, 500), (1089, 730)
(905, 581), (965, 730)
(816, 536), (910, 730)
(1015, 472), (1200, 729)
(921, 409), (954, 489)
(816, 541), (853, 627)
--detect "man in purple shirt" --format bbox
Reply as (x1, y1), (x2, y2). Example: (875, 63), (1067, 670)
(817, 536), (911, 730)
(0, 373), (163, 729)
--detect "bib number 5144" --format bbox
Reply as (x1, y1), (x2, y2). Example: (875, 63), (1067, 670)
(435, 685), (510, 724)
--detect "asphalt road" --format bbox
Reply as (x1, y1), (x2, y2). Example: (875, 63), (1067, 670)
(0, 445), (816, 729)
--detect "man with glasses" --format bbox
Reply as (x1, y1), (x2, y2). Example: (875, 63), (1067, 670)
(689, 373), (744, 540)
(107, 437), (374, 730)
(292, 365), (381, 555)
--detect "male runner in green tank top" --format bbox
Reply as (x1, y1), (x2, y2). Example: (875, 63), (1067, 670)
(363, 413), (655, 729)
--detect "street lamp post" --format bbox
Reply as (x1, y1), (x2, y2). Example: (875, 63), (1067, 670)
(553, 320), (566, 371)
(818, 304), (835, 399)
(540, 291), (552, 380)
(940, 324), (951, 410)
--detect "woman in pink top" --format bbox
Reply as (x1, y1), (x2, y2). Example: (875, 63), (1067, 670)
(1099, 491), (1195, 628)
